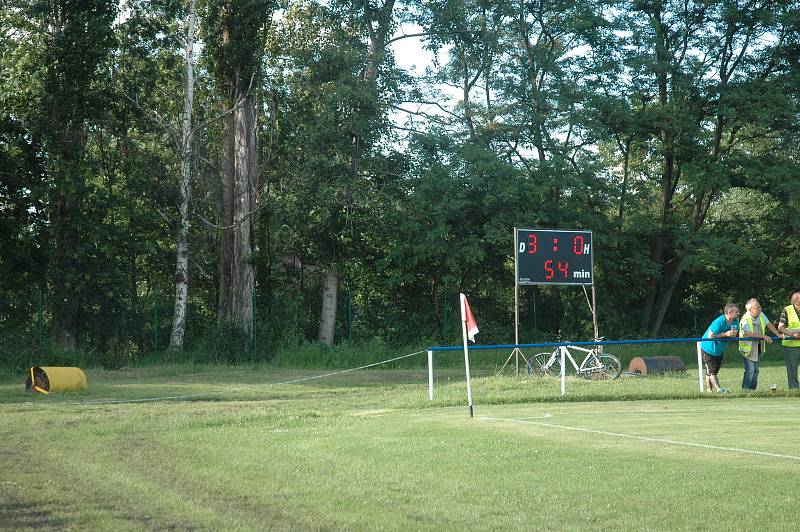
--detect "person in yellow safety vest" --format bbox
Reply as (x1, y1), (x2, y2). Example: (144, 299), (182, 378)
(738, 298), (782, 390)
(778, 292), (800, 389)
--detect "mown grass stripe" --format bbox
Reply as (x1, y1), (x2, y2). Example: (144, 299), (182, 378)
(480, 415), (800, 461)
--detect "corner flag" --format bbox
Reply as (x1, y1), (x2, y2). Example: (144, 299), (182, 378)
(459, 293), (477, 418)
(460, 293), (479, 342)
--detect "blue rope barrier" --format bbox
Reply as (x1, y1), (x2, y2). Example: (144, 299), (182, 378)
(428, 335), (784, 352)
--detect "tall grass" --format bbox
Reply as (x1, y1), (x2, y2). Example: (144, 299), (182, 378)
(3, 328), (786, 389)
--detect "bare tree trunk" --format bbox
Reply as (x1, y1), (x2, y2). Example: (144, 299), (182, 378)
(50, 191), (82, 350)
(218, 110), (236, 323)
(318, 269), (339, 346)
(648, 258), (685, 337)
(231, 96), (255, 333)
(170, 0), (197, 348)
(218, 89), (256, 334)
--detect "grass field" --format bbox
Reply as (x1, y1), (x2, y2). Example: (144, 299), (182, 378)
(2, 358), (800, 530)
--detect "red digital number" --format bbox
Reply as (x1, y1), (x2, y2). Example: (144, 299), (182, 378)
(558, 261), (569, 278)
(527, 233), (537, 254)
(573, 236), (584, 255)
(544, 259), (554, 280)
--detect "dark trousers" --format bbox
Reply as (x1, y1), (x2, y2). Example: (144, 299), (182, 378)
(703, 352), (722, 375)
(784, 346), (800, 389)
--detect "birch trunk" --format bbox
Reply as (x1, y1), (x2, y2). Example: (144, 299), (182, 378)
(170, 0), (196, 348)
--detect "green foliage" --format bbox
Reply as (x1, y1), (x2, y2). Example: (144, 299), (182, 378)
(202, 0), (274, 98)
(0, 117), (47, 330)
(2, 0), (800, 366)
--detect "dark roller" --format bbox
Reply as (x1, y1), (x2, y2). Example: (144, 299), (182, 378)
(627, 356), (685, 375)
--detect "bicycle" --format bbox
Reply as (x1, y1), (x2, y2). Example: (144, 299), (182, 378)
(526, 339), (622, 380)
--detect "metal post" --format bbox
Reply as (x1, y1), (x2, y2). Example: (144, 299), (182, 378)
(560, 347), (566, 396)
(591, 285), (599, 341)
(428, 350), (434, 401)
(514, 227), (520, 375)
(697, 342), (704, 392)
(252, 287), (257, 355)
(154, 288), (159, 352)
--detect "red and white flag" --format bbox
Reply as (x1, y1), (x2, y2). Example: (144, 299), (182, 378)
(460, 293), (479, 343)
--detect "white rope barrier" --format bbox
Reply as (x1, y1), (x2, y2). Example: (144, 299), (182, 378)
(37, 349), (430, 406)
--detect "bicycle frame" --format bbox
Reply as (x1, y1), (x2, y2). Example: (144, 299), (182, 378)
(542, 344), (605, 375)
(528, 338), (621, 382)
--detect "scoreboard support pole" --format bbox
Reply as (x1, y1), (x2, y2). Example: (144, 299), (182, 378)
(499, 228), (527, 377)
(513, 227), (521, 374)
(583, 284), (599, 344)
(592, 286), (597, 339)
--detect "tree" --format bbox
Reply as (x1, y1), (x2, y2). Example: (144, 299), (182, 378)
(620, 0), (798, 336)
(204, 0), (273, 335)
(39, 0), (117, 349)
(261, 0), (402, 346)
(169, 0), (198, 348)
(407, 0), (618, 335)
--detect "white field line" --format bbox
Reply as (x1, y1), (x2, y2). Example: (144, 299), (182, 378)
(480, 415), (800, 462)
(515, 404), (800, 419)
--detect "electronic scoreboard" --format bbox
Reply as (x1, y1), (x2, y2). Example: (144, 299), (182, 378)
(516, 229), (593, 286)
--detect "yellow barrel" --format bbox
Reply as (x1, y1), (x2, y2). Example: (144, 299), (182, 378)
(26, 366), (88, 394)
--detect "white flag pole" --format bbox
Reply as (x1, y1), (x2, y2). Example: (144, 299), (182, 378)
(460, 294), (474, 418)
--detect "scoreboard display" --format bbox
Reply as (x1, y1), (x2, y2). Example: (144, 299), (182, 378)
(516, 229), (593, 286)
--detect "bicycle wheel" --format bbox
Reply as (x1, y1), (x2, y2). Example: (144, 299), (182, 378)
(582, 353), (622, 380)
(527, 352), (560, 377)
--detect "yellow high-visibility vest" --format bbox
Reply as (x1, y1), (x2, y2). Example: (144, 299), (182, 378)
(783, 305), (800, 348)
(739, 313), (768, 355)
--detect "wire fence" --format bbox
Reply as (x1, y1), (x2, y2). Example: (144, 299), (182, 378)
(428, 335), (760, 351)
(17, 333), (777, 406)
